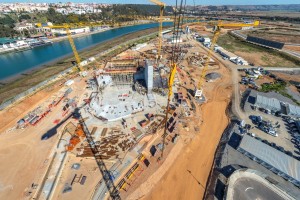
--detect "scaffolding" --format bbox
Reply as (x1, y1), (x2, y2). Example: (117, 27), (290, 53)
(101, 59), (138, 86)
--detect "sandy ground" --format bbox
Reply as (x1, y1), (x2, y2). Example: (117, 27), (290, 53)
(0, 32), (232, 200)
(284, 46), (300, 53)
(143, 102), (230, 200)
(51, 155), (102, 200)
(126, 51), (232, 199)
(0, 84), (61, 133)
(0, 113), (60, 199)
(0, 77), (87, 199)
(272, 72), (300, 82)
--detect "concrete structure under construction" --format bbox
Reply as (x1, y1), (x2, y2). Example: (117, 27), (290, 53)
(145, 60), (154, 93)
(87, 59), (168, 121)
(101, 59), (138, 85)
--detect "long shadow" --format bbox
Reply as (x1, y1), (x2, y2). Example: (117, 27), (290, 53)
(220, 165), (236, 178)
(227, 132), (242, 149)
(74, 108), (121, 200)
(214, 179), (225, 200)
(41, 112), (74, 140)
(41, 107), (120, 199)
(187, 170), (205, 189)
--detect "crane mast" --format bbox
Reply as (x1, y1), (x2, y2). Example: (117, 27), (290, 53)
(37, 22), (105, 71)
(150, 0), (166, 59)
(195, 20), (260, 100)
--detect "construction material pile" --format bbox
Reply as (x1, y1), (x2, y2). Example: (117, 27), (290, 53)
(77, 128), (136, 160)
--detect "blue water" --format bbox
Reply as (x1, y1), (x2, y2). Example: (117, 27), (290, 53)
(0, 22), (172, 80)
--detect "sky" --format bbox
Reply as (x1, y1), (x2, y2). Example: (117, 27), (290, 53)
(2, 0), (300, 5)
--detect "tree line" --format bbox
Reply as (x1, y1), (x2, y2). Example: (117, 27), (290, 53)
(0, 4), (174, 38)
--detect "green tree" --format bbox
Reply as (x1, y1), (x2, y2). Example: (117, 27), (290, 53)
(18, 14), (31, 22)
(23, 29), (30, 37)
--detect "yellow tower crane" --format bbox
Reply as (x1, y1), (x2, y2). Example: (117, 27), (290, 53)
(149, 0), (166, 59)
(37, 23), (83, 71)
(194, 20), (260, 100)
(38, 22), (104, 71)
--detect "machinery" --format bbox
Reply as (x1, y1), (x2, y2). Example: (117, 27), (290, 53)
(75, 109), (121, 200)
(160, 0), (185, 158)
(37, 23), (83, 71)
(194, 20), (260, 100)
(150, 0), (166, 59)
(37, 22), (103, 71)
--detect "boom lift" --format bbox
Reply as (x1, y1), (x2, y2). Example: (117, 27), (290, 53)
(194, 20), (260, 100)
(149, 0), (166, 59)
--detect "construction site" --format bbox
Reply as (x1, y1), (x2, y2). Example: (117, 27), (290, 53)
(1, 1), (300, 200)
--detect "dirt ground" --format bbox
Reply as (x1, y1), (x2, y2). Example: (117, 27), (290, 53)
(143, 102), (230, 200)
(283, 46), (300, 53)
(248, 30), (300, 44)
(0, 77), (87, 199)
(272, 72), (300, 82)
(127, 52), (232, 200)
(217, 34), (300, 67)
(0, 84), (61, 134)
(0, 30), (232, 200)
(51, 155), (102, 200)
(235, 50), (298, 67)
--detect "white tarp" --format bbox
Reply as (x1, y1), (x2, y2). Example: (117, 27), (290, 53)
(65, 79), (74, 86)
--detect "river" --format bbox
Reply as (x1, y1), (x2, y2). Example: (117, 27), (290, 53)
(0, 22), (172, 80)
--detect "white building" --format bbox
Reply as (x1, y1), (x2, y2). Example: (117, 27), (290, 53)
(232, 57), (249, 65)
(51, 27), (90, 35)
(217, 47), (238, 60)
(132, 43), (147, 51)
(14, 23), (34, 31)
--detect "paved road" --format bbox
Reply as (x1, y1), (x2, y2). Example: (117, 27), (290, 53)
(235, 66), (300, 71)
(233, 177), (285, 200)
(285, 43), (300, 47)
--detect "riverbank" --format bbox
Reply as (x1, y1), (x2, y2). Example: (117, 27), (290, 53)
(0, 26), (163, 104)
(48, 21), (155, 43)
(48, 27), (111, 43)
(0, 21), (154, 57)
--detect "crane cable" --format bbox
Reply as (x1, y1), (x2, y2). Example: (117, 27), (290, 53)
(161, 0), (186, 158)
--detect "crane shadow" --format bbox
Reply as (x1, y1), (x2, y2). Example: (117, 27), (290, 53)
(187, 169), (205, 189)
(74, 107), (121, 200)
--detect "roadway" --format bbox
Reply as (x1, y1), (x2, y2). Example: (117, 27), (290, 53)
(232, 177), (286, 200)
(235, 66), (300, 71)
(194, 38), (300, 121)
(193, 39), (246, 119)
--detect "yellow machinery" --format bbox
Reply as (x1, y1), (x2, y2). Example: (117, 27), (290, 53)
(150, 0), (166, 59)
(194, 20), (260, 100)
(37, 23), (83, 71)
(160, 2), (185, 158)
(37, 22), (104, 71)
